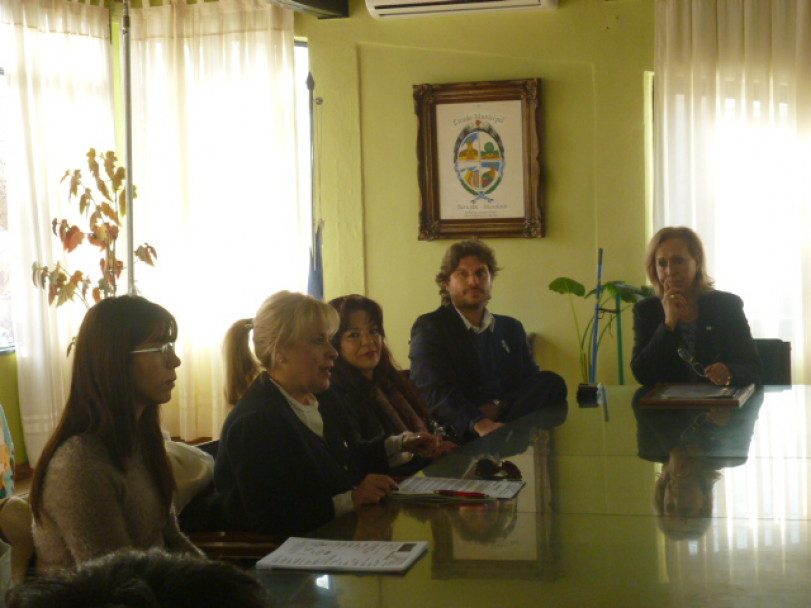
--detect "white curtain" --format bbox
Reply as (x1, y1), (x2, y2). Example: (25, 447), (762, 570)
(129, 0), (304, 441)
(654, 0), (811, 383)
(1, 0), (116, 464)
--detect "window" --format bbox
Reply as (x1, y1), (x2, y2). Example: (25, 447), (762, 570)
(0, 66), (13, 351)
(294, 40), (313, 261)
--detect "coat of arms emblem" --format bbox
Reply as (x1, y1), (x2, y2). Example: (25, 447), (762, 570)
(452, 119), (505, 203)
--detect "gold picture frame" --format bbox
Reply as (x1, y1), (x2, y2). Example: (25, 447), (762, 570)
(413, 78), (545, 240)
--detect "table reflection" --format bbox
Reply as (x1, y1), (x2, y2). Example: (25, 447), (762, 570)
(429, 426), (554, 581)
(633, 386), (763, 539)
(257, 387), (811, 608)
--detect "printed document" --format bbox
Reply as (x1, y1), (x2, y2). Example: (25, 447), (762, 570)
(257, 537), (429, 573)
(394, 476), (525, 500)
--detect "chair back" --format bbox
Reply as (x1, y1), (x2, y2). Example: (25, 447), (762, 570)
(754, 339), (791, 385)
(195, 440), (219, 458)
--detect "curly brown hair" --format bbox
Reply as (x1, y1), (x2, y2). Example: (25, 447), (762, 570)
(435, 240), (501, 305)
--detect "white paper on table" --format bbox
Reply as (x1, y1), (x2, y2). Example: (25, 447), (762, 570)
(394, 476), (525, 499)
(256, 537), (429, 573)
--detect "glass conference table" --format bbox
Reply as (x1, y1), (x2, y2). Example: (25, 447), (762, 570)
(255, 385), (811, 608)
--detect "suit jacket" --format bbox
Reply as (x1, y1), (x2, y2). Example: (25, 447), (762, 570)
(409, 305), (539, 441)
(631, 290), (761, 386)
(214, 375), (388, 539)
(632, 385), (763, 469)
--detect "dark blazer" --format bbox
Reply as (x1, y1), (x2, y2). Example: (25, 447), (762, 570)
(409, 305), (539, 441)
(214, 374), (388, 539)
(631, 290), (761, 386)
(632, 385), (763, 469)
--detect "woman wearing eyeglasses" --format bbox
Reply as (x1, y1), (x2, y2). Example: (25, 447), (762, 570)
(631, 227), (761, 387)
(30, 296), (201, 573)
(215, 291), (446, 540)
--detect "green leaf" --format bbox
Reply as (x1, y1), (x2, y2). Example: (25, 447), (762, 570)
(79, 189), (94, 216)
(112, 166), (126, 193)
(32, 263), (42, 287)
(612, 282), (655, 303)
(548, 277), (586, 297)
(100, 202), (120, 225)
(103, 150), (117, 181)
(56, 282), (76, 307)
(96, 176), (112, 202)
(135, 243), (157, 266)
(68, 170), (82, 198)
(87, 149), (100, 181)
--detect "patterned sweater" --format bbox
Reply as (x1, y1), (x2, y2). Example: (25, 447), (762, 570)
(33, 434), (200, 573)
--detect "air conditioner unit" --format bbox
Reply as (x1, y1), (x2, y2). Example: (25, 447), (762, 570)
(262, 0), (348, 19)
(366, 0), (558, 19)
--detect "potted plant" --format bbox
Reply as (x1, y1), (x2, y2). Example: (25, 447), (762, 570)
(548, 277), (654, 384)
(31, 148), (156, 309)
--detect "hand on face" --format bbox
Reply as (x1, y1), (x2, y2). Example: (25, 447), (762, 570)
(656, 238), (700, 330)
(704, 362), (733, 386)
(662, 282), (693, 330)
(351, 474), (398, 508)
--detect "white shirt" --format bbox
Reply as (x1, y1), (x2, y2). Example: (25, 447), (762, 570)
(454, 306), (496, 334)
(269, 377), (414, 518)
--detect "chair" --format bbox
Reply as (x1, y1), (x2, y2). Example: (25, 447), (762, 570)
(754, 339), (792, 385)
(0, 495), (34, 585)
(195, 439), (219, 458)
(180, 440), (279, 561)
(187, 531), (278, 561)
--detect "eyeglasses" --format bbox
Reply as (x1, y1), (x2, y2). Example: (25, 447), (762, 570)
(129, 343), (176, 358)
(677, 347), (708, 378)
(474, 457), (522, 481)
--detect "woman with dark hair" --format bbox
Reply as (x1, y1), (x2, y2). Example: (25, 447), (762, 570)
(215, 291), (446, 540)
(30, 295), (201, 573)
(631, 226), (761, 386)
(328, 294), (454, 444)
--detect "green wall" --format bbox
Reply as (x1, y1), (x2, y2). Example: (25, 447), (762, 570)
(0, 353), (27, 467)
(3, 0), (653, 466)
(296, 0), (654, 388)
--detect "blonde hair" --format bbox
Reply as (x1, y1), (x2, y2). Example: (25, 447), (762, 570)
(645, 226), (715, 297)
(652, 446), (721, 540)
(223, 291), (339, 405)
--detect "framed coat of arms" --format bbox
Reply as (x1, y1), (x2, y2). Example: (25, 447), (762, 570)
(413, 78), (545, 240)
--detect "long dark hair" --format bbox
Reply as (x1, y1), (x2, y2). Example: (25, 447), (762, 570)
(30, 295), (177, 522)
(328, 295), (431, 425)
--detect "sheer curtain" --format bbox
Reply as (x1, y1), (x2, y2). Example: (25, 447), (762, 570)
(1, 0), (115, 464)
(129, 0), (304, 441)
(654, 0), (811, 383)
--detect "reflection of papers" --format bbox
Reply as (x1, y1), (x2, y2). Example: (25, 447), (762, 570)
(257, 537), (428, 573)
(395, 476), (525, 499)
(658, 385), (737, 399)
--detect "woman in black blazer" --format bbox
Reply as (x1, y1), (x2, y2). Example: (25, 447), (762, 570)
(631, 227), (761, 387)
(214, 291), (445, 539)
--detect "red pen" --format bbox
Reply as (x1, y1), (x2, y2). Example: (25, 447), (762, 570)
(435, 490), (489, 499)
